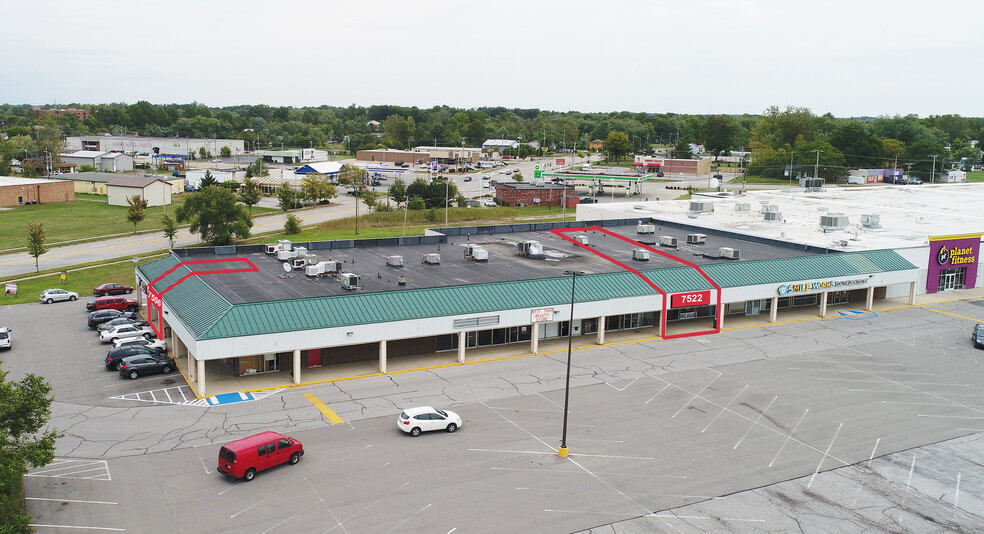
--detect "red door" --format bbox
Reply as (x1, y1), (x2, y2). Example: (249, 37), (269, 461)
(306, 349), (322, 368)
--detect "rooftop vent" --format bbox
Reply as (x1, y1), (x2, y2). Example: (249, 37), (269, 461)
(517, 240), (544, 259)
(719, 247), (740, 260)
(574, 235), (589, 246)
(687, 233), (706, 244)
(422, 253), (441, 265)
(632, 249), (650, 261)
(659, 236), (678, 248)
(306, 260), (341, 278)
(734, 202), (751, 212)
(760, 203), (780, 213)
(820, 212), (849, 231)
(763, 211), (782, 222)
(637, 222), (656, 234)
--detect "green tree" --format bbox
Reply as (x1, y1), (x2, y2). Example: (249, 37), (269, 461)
(408, 196), (426, 210)
(284, 214), (302, 235)
(513, 172), (524, 182)
(175, 186), (252, 245)
(25, 221), (48, 273)
(219, 146), (232, 158)
(277, 181), (297, 211)
(199, 170), (217, 188)
(702, 115), (738, 160)
(829, 121), (883, 169)
(300, 174), (337, 204)
(603, 131), (631, 162)
(388, 177), (408, 205)
(237, 177), (261, 214)
(0, 362), (61, 533)
(337, 164), (366, 194)
(125, 195), (148, 233)
(671, 138), (694, 159)
(161, 214), (178, 248)
(361, 189), (378, 211)
(78, 164), (98, 173)
(881, 139), (906, 168)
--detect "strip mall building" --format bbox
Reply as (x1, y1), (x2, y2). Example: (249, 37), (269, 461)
(135, 183), (981, 395)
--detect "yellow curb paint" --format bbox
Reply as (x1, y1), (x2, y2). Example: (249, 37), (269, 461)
(304, 394), (345, 424)
(926, 309), (984, 323)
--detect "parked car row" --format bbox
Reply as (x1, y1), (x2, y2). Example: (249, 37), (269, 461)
(41, 282), (136, 305)
(83, 301), (176, 380)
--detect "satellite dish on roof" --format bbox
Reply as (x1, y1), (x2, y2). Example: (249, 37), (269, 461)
(282, 262), (292, 273)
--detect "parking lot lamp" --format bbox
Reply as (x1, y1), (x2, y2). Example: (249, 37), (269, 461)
(559, 270), (584, 457)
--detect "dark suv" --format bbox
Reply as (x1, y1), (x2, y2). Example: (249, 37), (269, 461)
(973, 324), (984, 349)
(87, 309), (139, 329)
(105, 345), (165, 371)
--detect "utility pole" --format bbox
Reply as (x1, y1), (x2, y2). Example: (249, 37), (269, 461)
(929, 154), (939, 183)
(813, 150), (822, 180)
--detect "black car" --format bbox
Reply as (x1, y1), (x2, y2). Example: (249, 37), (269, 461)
(96, 316), (148, 332)
(106, 345), (165, 370)
(87, 309), (138, 329)
(118, 354), (176, 379)
(973, 324), (984, 349)
(656, 172), (665, 177)
(579, 197), (598, 204)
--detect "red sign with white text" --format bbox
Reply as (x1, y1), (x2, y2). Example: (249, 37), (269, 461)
(671, 290), (711, 308)
(556, 158), (565, 165)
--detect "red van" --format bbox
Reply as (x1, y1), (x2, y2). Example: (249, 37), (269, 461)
(217, 431), (304, 481)
(85, 296), (139, 312)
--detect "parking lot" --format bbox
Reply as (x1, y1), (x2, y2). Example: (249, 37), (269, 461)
(6, 292), (984, 532)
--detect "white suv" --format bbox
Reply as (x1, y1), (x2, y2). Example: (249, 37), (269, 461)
(99, 324), (154, 344)
(0, 327), (10, 350)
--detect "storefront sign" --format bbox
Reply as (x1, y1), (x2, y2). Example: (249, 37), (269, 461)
(927, 234), (981, 293)
(777, 278), (869, 296)
(671, 290), (711, 308)
(530, 307), (554, 323)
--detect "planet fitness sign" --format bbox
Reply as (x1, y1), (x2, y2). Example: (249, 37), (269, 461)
(926, 234), (981, 293)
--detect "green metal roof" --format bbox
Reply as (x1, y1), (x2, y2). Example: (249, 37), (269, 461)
(139, 249), (916, 341)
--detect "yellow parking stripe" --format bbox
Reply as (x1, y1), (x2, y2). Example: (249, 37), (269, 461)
(304, 394), (345, 424)
(927, 309), (984, 323)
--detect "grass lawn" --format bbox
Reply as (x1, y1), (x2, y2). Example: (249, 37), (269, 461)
(2, 254), (169, 306)
(966, 171), (984, 182)
(0, 194), (279, 252)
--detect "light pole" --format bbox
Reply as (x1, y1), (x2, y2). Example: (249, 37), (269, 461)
(930, 154), (939, 183)
(788, 149), (795, 185)
(559, 269), (584, 458)
(813, 150), (822, 181)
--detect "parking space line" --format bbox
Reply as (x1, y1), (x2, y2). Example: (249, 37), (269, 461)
(645, 383), (671, 405)
(650, 514), (764, 523)
(163, 389), (172, 403)
(702, 384), (748, 434)
(25, 497), (117, 505)
(27, 524), (124, 532)
(769, 409), (809, 468)
(303, 394), (344, 424)
(672, 372), (720, 418)
(807, 422), (843, 488)
(734, 396), (778, 450)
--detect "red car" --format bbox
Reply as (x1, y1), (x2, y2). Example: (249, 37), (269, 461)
(86, 296), (139, 312)
(94, 283), (134, 296)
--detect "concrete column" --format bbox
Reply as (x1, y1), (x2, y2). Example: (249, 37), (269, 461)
(293, 349), (301, 384)
(819, 291), (828, 317)
(187, 351), (194, 382)
(865, 286), (875, 311)
(170, 326), (178, 356)
(770, 297), (779, 323)
(531, 323), (539, 354)
(717, 309), (724, 330)
(379, 340), (387, 374)
(596, 316), (605, 344)
(908, 281), (916, 305)
(196, 358), (206, 397)
(457, 331), (466, 364)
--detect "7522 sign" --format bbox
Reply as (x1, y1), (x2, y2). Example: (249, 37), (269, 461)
(671, 290), (711, 308)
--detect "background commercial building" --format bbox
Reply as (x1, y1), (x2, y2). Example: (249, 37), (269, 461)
(0, 176), (75, 206)
(67, 135), (245, 158)
(59, 151), (134, 173)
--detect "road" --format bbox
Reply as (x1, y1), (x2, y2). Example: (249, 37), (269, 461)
(9, 289), (984, 533)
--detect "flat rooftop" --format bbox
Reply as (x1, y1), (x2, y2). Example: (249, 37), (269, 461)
(180, 222), (821, 305)
(576, 183), (984, 251)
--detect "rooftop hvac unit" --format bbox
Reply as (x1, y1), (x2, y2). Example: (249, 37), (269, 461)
(632, 248), (650, 261)
(422, 253), (440, 265)
(637, 223), (656, 234)
(293, 247), (307, 257)
(386, 255), (404, 268)
(463, 245), (488, 262)
(734, 202), (751, 211)
(860, 213), (882, 229)
(277, 248), (299, 261)
(265, 239), (292, 254)
(517, 240), (544, 259)
(292, 254), (317, 269)
(719, 247), (740, 260)
(340, 273), (361, 290)
(659, 235), (678, 247)
(820, 212), (849, 231)
(839, 240), (849, 247)
(763, 211), (782, 222)
(574, 235), (589, 245)
(689, 200), (714, 213)
(305, 261), (338, 278)
(760, 203), (780, 213)
(687, 233), (706, 244)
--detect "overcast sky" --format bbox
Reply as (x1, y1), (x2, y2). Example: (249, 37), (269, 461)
(3, 0), (980, 118)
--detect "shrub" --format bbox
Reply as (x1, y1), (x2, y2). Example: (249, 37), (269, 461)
(284, 214), (302, 235)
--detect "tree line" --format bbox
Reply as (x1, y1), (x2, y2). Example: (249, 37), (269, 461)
(1, 102), (981, 180)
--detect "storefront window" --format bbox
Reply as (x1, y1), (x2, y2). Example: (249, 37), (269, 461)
(938, 268), (966, 291)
